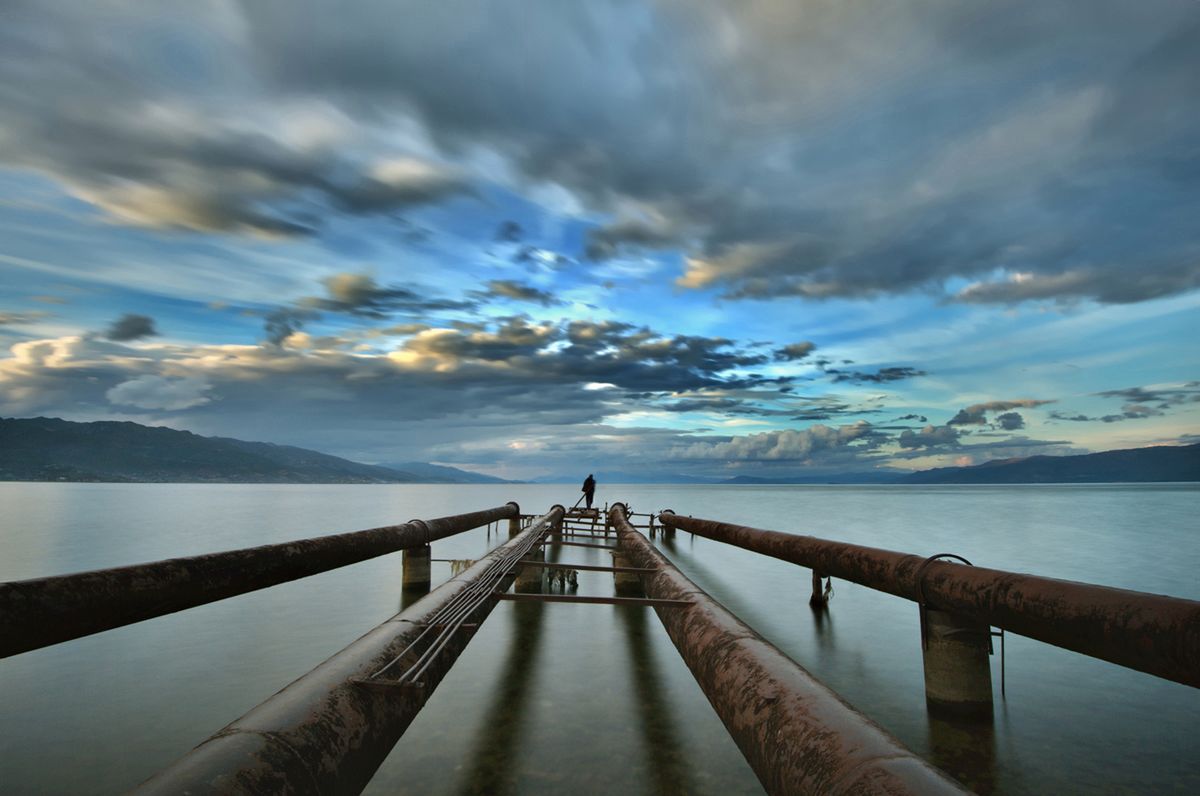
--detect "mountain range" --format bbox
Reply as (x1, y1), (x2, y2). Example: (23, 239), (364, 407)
(0, 417), (509, 484)
(1, 416), (1196, 484)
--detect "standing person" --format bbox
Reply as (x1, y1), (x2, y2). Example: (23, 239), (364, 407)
(581, 473), (596, 509)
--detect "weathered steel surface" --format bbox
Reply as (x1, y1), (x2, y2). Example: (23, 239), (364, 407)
(658, 511), (1200, 689)
(610, 504), (968, 796)
(131, 505), (564, 796)
(0, 502), (521, 659)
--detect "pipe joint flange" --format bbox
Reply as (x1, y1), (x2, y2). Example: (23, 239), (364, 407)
(406, 518), (432, 545)
(504, 500), (521, 516)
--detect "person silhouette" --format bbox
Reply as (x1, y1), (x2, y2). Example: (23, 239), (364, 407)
(581, 473), (596, 509)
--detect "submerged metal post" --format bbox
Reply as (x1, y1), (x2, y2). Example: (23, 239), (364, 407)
(609, 504), (967, 796)
(133, 505), (565, 795)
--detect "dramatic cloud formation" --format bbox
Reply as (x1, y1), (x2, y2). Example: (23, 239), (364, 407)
(3, 2), (1197, 302)
(1, 2), (1197, 477)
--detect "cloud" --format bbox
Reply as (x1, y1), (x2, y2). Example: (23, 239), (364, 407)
(585, 217), (680, 260)
(106, 375), (212, 411)
(898, 424), (961, 449)
(827, 366), (926, 384)
(104, 314), (158, 342)
(495, 220), (523, 242)
(4, 2), (1197, 303)
(948, 399), (1054, 425)
(0, 312), (48, 325)
(774, 342), (817, 361)
(299, 273), (476, 318)
(671, 421), (887, 464)
(477, 279), (563, 307)
(994, 411), (1025, 430)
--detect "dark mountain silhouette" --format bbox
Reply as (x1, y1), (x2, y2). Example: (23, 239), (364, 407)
(0, 417), (421, 483)
(898, 442), (1200, 484)
(375, 461), (516, 484)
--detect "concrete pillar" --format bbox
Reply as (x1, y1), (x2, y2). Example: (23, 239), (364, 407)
(400, 545), (432, 610)
(516, 548), (544, 592)
(810, 571), (827, 606)
(507, 501), (522, 539)
(921, 608), (994, 717)
(402, 545), (431, 588)
(612, 551), (642, 596)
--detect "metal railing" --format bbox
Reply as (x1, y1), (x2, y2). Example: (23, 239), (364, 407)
(0, 502), (521, 658)
(132, 505), (565, 794)
(657, 510), (1200, 688)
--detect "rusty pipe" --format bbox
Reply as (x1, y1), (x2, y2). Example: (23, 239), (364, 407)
(657, 511), (1200, 689)
(131, 504), (564, 795)
(610, 504), (968, 795)
(0, 502), (522, 658)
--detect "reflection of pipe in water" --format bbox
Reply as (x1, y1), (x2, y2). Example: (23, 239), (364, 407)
(926, 712), (997, 795)
(616, 605), (693, 795)
(457, 599), (548, 796)
(809, 600), (837, 652)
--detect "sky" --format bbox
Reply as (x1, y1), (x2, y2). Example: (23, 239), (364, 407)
(0, 0), (1197, 480)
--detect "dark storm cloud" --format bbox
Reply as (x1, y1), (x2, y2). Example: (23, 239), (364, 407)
(773, 342), (817, 362)
(897, 425), (961, 450)
(895, 413), (929, 423)
(104, 313), (158, 342)
(1050, 383), (1200, 423)
(300, 273), (477, 318)
(584, 218), (680, 261)
(994, 411), (1025, 431)
(948, 399), (1054, 425)
(826, 366), (926, 384)
(263, 307), (318, 346)
(495, 220), (523, 242)
(475, 280), (564, 307)
(4, 2), (1198, 303)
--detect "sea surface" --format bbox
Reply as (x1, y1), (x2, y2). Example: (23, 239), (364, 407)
(0, 482), (1197, 794)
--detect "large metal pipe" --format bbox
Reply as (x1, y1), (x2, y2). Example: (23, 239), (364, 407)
(0, 502), (521, 658)
(132, 505), (565, 795)
(609, 504), (968, 796)
(658, 511), (1200, 689)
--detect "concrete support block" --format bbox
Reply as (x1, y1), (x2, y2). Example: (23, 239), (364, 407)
(921, 608), (994, 717)
(612, 552), (642, 596)
(516, 548), (544, 592)
(402, 545), (431, 589)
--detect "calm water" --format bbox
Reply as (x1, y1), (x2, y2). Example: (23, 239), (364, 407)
(1, 483), (1197, 794)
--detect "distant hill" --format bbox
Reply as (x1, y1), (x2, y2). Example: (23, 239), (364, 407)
(0, 417), (420, 483)
(722, 472), (902, 485)
(898, 443), (1200, 484)
(532, 470), (719, 484)
(376, 461), (516, 484)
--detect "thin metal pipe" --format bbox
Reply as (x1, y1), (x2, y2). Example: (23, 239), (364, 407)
(1, 503), (521, 659)
(132, 505), (565, 796)
(611, 504), (968, 796)
(496, 593), (693, 608)
(657, 511), (1200, 689)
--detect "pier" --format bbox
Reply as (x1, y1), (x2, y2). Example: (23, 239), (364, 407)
(2, 500), (1198, 794)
